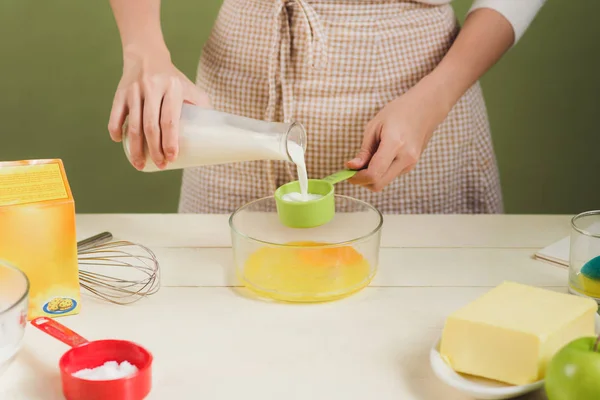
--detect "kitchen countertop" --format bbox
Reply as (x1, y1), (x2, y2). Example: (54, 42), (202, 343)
(0, 214), (573, 400)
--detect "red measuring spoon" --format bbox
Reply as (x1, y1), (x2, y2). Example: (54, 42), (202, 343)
(31, 317), (153, 400)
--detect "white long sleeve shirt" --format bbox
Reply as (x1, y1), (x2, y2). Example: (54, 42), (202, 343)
(419, 0), (546, 42)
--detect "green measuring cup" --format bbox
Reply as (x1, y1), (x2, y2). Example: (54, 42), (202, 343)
(274, 169), (357, 228)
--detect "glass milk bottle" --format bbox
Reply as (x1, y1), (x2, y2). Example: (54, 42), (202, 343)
(121, 103), (307, 172)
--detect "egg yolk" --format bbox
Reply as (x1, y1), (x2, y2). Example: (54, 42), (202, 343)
(241, 241), (372, 302)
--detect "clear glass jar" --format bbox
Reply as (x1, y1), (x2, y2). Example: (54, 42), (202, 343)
(0, 260), (29, 377)
(229, 195), (383, 302)
(122, 104), (307, 172)
(568, 210), (600, 302)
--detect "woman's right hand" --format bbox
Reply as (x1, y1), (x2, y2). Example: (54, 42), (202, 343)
(108, 47), (211, 170)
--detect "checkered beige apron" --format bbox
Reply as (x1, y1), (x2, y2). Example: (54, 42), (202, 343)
(178, 0), (504, 214)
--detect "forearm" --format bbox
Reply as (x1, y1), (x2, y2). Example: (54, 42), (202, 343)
(421, 8), (514, 118)
(109, 0), (169, 59)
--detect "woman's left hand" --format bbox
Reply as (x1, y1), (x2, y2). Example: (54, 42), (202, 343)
(346, 79), (448, 192)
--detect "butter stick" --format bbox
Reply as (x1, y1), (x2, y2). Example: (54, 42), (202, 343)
(440, 281), (597, 385)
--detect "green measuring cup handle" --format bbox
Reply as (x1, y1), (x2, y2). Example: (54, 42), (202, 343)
(322, 169), (357, 185)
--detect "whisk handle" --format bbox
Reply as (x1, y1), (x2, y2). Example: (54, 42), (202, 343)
(77, 232), (113, 252)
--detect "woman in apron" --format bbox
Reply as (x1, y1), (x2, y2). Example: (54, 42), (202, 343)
(107, 0), (544, 214)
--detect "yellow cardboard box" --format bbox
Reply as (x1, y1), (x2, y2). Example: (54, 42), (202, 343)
(0, 159), (80, 319)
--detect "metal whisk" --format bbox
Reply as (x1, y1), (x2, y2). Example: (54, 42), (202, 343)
(77, 232), (160, 305)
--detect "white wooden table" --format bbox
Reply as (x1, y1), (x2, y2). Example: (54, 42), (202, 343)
(0, 214), (574, 400)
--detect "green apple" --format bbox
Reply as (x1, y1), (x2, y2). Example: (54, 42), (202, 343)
(545, 335), (600, 400)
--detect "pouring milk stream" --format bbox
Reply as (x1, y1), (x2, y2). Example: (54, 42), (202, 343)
(285, 144), (323, 202)
(121, 104), (319, 202)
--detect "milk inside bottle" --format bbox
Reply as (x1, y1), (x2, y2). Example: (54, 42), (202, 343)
(121, 104), (307, 172)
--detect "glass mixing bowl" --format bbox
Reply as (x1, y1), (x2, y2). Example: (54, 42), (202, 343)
(0, 260), (29, 377)
(229, 195), (383, 302)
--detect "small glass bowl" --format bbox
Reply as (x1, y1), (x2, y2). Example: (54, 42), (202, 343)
(568, 210), (600, 302)
(229, 195), (383, 302)
(0, 260), (29, 377)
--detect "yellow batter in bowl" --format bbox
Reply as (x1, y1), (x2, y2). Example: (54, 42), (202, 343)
(229, 195), (382, 303)
(241, 241), (373, 302)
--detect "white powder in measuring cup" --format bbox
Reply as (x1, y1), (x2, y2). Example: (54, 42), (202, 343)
(282, 192), (323, 202)
(72, 361), (138, 381)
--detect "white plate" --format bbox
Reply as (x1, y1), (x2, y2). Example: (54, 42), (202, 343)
(430, 314), (600, 400)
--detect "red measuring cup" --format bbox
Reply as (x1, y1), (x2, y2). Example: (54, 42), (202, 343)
(31, 317), (153, 400)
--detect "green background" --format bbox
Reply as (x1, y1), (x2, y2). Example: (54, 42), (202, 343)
(1, 0), (598, 214)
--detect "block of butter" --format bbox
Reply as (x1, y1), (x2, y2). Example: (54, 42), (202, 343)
(0, 159), (80, 320)
(440, 281), (597, 385)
